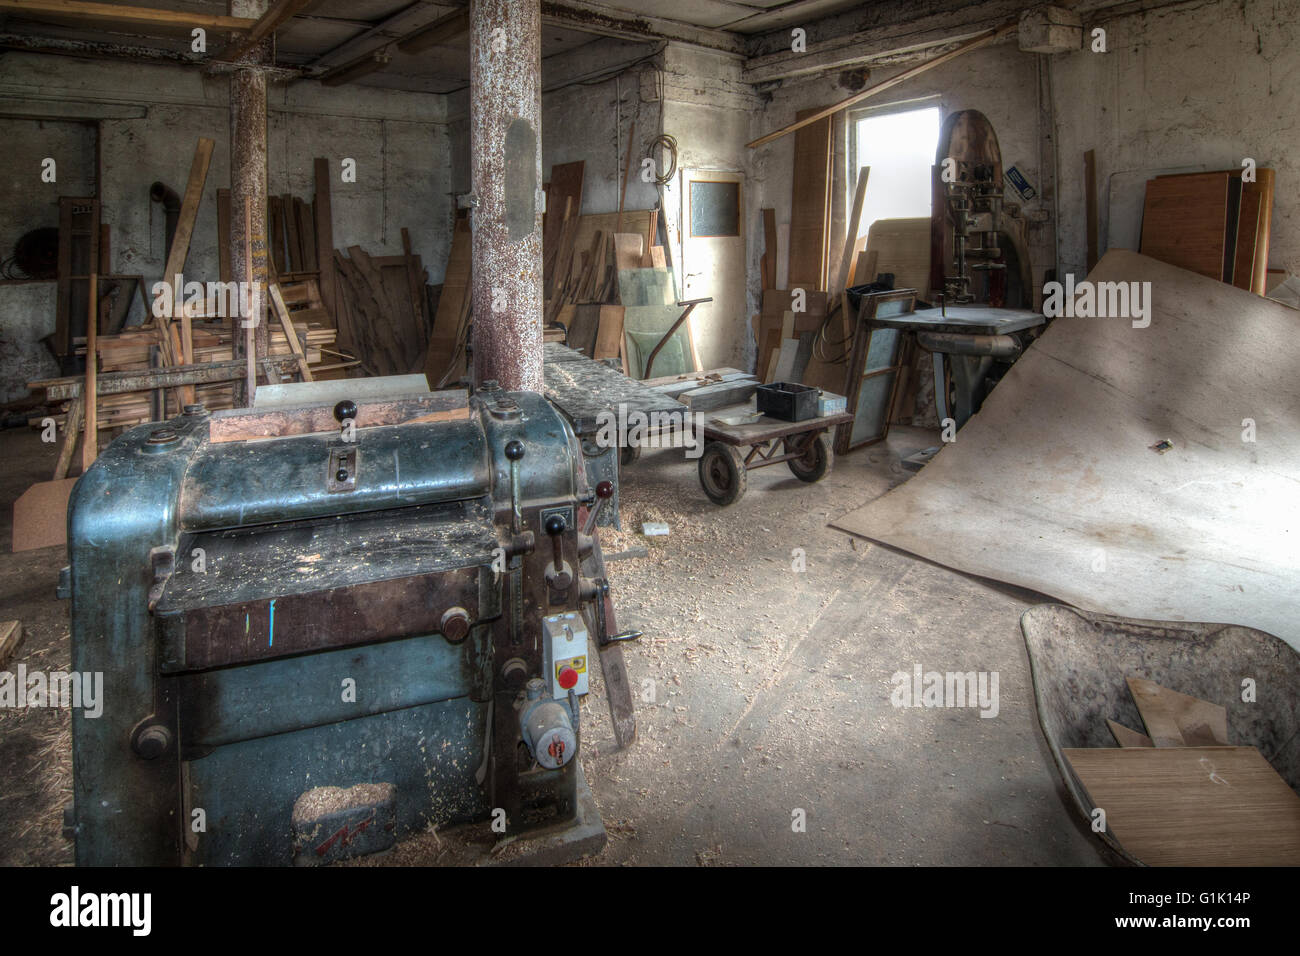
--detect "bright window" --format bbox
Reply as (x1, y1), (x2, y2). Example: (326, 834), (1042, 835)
(850, 104), (941, 238)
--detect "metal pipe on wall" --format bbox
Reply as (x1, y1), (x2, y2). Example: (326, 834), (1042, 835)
(469, 0), (544, 392)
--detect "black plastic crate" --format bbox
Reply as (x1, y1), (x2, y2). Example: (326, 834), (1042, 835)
(756, 382), (818, 422)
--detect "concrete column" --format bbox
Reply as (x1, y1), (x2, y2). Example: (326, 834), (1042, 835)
(469, 0), (543, 392)
(229, 0), (270, 406)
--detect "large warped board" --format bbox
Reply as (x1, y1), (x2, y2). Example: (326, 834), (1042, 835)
(1063, 747), (1300, 866)
(544, 161), (585, 258)
(788, 107), (832, 290)
(1139, 172), (1230, 279)
(832, 250), (1300, 650)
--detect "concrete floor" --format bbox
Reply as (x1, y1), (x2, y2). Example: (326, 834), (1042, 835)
(0, 423), (1107, 866)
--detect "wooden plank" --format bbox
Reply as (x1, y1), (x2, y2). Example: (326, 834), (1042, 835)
(1084, 149), (1099, 272)
(296, 198), (317, 272)
(1127, 677), (1228, 747)
(217, 188), (232, 284)
(0, 621), (23, 670)
(1247, 168), (1274, 295)
(789, 106), (833, 290)
(53, 395), (82, 480)
(313, 158), (336, 320)
(864, 217), (930, 299)
(218, 0), (316, 62)
(12, 478), (78, 552)
(208, 392), (471, 443)
(613, 233), (644, 272)
(833, 166), (870, 292)
(268, 284), (313, 382)
(282, 193), (303, 272)
(566, 304), (603, 357)
(160, 138), (215, 299)
(1106, 719), (1153, 748)
(747, 23), (1018, 149)
(400, 227), (426, 332)
(1064, 747), (1300, 866)
(544, 161), (585, 267)
(592, 305), (626, 364)
(1139, 172), (1230, 280)
(0, 0), (257, 31)
(1232, 187), (1261, 290)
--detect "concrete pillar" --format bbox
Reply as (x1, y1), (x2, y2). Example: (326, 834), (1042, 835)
(229, 0), (270, 406)
(468, 0), (543, 392)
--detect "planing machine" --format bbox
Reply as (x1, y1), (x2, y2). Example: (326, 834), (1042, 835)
(64, 378), (639, 865)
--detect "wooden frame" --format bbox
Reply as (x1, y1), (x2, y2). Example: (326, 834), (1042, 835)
(834, 289), (915, 454)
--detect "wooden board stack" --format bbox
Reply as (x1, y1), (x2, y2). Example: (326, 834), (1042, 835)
(333, 231), (434, 378)
(1140, 167), (1275, 293)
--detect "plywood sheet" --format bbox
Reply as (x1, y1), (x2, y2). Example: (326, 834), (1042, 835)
(1063, 747), (1300, 866)
(1140, 172), (1229, 279)
(788, 107), (832, 290)
(832, 250), (1300, 650)
(864, 218), (930, 299)
(13, 478), (78, 552)
(1127, 677), (1228, 748)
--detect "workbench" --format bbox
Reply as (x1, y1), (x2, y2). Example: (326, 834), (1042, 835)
(866, 304), (1045, 428)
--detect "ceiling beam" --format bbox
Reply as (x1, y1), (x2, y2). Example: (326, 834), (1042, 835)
(305, 1), (461, 72)
(0, 0), (256, 32)
(540, 0), (743, 56)
(217, 0), (319, 63)
(397, 7), (469, 53)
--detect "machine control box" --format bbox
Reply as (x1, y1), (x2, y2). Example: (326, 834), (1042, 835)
(543, 612), (589, 699)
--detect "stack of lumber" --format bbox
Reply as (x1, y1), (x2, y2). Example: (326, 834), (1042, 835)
(538, 159), (670, 375)
(333, 229), (433, 377)
(1063, 676), (1300, 866)
(67, 318), (335, 431)
(1140, 167), (1275, 293)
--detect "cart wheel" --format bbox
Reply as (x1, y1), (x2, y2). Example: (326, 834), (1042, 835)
(621, 444), (642, 468)
(698, 442), (747, 505)
(786, 432), (833, 483)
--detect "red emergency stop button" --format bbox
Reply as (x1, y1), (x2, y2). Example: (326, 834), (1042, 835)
(558, 665), (578, 690)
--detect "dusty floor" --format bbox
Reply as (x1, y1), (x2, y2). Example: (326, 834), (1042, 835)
(0, 423), (1105, 866)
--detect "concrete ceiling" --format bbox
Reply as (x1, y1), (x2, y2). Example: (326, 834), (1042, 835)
(0, 0), (875, 93)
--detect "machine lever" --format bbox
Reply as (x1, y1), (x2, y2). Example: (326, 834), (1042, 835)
(505, 440), (525, 535)
(603, 630), (643, 646)
(581, 480), (615, 536)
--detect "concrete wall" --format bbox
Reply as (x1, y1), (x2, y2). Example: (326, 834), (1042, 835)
(0, 52), (452, 402)
(1051, 0), (1300, 282)
(0, 115), (96, 401)
(660, 44), (756, 370)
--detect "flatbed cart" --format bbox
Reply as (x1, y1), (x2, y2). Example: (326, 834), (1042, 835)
(693, 401), (853, 505)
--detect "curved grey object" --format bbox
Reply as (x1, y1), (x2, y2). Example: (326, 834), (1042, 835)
(1020, 603), (1300, 865)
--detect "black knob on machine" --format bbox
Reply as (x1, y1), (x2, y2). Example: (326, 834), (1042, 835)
(505, 439), (525, 461)
(334, 399), (357, 423)
(544, 514), (566, 537)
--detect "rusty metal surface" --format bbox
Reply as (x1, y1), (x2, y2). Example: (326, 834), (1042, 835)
(469, 0), (543, 392)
